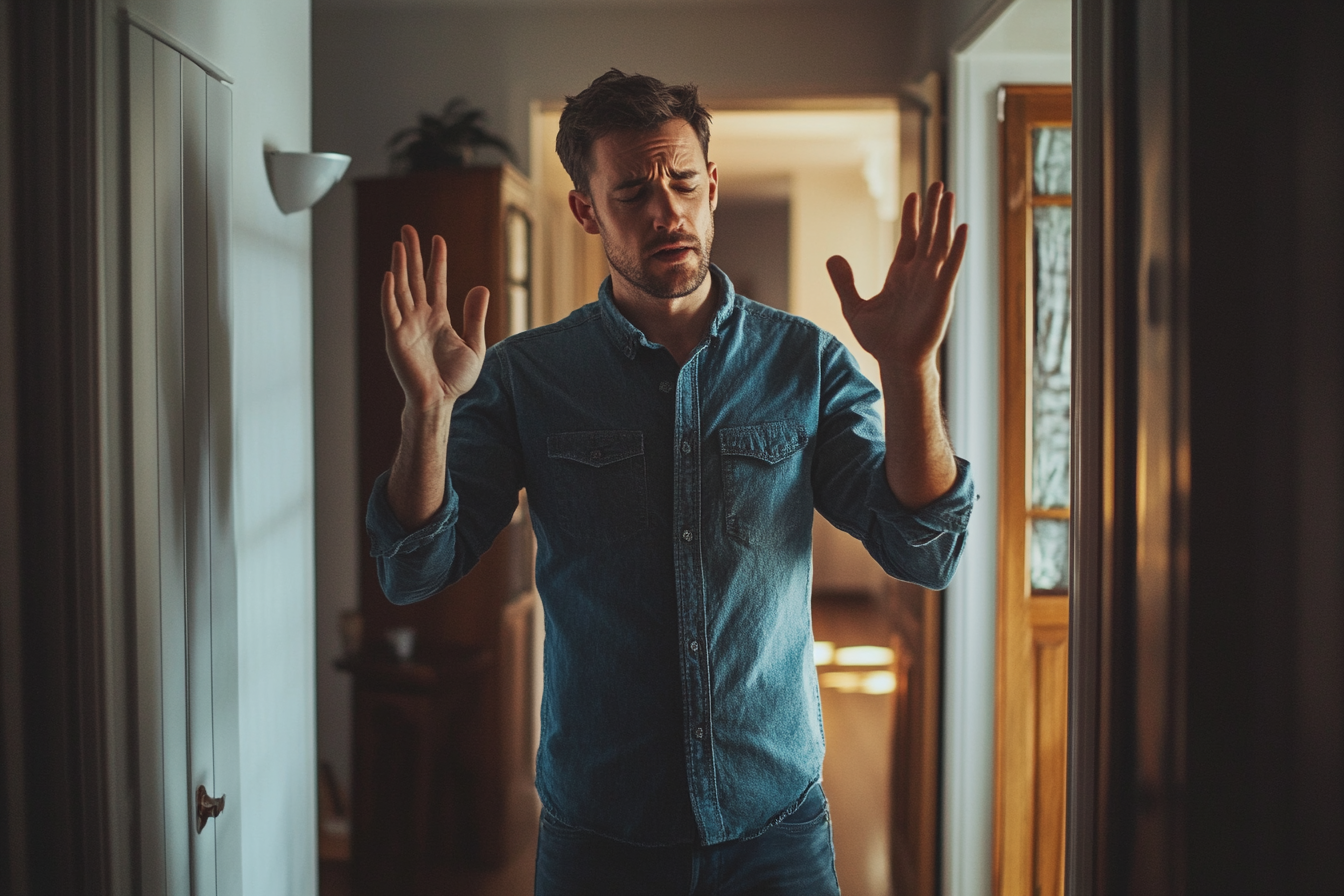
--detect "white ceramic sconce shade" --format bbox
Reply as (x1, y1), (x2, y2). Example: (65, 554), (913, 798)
(265, 150), (351, 214)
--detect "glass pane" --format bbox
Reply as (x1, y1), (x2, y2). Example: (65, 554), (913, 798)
(1030, 518), (1070, 591)
(1031, 205), (1072, 509)
(1032, 127), (1072, 195)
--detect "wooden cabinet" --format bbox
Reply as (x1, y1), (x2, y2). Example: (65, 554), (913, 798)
(350, 166), (539, 889)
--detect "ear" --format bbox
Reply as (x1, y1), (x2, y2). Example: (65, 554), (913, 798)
(707, 160), (719, 213)
(568, 190), (602, 236)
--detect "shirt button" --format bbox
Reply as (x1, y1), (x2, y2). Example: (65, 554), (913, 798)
(681, 529), (694, 542)
(693, 726), (705, 740)
(659, 380), (673, 393)
(689, 640), (700, 653)
(680, 440), (692, 454)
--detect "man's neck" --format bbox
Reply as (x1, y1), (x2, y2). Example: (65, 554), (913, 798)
(610, 273), (719, 366)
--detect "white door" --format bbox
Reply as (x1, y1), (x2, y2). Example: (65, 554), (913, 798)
(127, 22), (240, 896)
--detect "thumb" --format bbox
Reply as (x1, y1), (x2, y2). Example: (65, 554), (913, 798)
(826, 255), (862, 318)
(460, 286), (490, 354)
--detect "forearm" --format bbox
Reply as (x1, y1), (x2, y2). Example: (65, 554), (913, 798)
(879, 361), (957, 510)
(386, 402), (454, 530)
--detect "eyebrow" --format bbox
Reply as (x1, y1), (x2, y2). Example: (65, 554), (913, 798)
(612, 169), (700, 192)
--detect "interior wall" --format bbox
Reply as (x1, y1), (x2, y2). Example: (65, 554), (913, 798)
(311, 0), (913, 800)
(942, 0), (1070, 893)
(118, 2), (317, 892)
(712, 198), (790, 311)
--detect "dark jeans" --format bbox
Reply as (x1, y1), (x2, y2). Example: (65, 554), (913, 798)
(533, 784), (841, 896)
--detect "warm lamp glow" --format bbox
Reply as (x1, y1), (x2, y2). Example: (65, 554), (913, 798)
(819, 670), (897, 695)
(834, 645), (894, 666)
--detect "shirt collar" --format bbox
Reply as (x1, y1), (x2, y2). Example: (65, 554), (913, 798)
(597, 265), (738, 360)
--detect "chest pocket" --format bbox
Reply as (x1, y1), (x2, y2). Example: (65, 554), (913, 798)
(719, 421), (808, 547)
(545, 430), (647, 544)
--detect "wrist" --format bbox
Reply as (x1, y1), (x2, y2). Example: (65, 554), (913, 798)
(878, 357), (940, 391)
(401, 400), (454, 436)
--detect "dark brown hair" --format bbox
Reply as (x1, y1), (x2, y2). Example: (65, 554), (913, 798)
(556, 69), (712, 192)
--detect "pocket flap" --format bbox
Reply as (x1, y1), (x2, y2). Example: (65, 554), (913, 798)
(547, 430), (644, 468)
(719, 421), (807, 464)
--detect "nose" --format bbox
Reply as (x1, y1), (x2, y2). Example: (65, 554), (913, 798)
(648, 180), (688, 233)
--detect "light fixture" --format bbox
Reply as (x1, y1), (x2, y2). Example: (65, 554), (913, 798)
(265, 150), (352, 214)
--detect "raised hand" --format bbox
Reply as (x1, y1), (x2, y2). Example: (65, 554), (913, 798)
(826, 182), (968, 374)
(381, 225), (490, 413)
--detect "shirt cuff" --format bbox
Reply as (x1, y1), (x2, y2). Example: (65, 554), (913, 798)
(365, 469), (459, 558)
(870, 456), (976, 547)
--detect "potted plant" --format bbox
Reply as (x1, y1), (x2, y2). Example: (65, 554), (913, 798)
(387, 97), (517, 172)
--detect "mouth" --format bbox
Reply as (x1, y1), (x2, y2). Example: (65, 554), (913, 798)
(649, 242), (697, 263)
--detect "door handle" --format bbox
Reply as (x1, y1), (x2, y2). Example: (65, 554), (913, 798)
(196, 784), (225, 834)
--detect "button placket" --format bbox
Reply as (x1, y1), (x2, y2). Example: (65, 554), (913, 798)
(671, 352), (717, 829)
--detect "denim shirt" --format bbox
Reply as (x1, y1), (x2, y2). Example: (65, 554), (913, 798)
(366, 267), (974, 847)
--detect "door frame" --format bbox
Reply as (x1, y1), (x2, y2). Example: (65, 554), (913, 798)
(5, 0), (120, 892)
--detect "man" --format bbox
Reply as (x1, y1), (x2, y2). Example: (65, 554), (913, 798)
(366, 69), (973, 895)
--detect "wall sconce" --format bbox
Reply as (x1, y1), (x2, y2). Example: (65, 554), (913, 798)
(265, 150), (352, 214)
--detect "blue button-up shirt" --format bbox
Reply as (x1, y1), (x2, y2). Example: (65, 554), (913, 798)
(366, 266), (974, 846)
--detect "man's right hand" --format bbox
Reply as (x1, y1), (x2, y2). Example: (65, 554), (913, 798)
(381, 224), (489, 413)
(382, 225), (489, 531)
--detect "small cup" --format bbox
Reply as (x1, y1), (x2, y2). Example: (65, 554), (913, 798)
(385, 626), (416, 662)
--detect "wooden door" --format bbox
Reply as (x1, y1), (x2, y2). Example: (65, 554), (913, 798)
(993, 85), (1073, 896)
(128, 23), (240, 896)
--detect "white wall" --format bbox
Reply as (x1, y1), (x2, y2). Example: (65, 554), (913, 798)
(311, 0), (913, 798)
(941, 0), (1069, 893)
(119, 1), (318, 892)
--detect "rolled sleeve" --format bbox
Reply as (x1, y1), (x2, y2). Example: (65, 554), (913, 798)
(869, 455), (976, 548)
(365, 468), (459, 558)
(856, 456), (975, 590)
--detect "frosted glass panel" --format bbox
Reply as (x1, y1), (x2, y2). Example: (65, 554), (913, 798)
(1032, 205), (1072, 509)
(1032, 127), (1072, 195)
(1030, 518), (1070, 591)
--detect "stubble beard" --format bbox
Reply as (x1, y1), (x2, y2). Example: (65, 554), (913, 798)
(599, 216), (715, 301)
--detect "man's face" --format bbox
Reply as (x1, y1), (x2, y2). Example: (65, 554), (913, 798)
(570, 119), (718, 301)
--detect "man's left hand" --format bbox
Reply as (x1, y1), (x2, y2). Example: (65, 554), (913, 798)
(826, 182), (968, 373)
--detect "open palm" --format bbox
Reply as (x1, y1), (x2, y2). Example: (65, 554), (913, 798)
(381, 225), (489, 412)
(827, 182), (968, 372)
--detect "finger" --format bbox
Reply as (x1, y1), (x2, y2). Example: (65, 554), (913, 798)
(895, 192), (919, 262)
(380, 270), (402, 330)
(402, 225), (426, 305)
(391, 241), (414, 317)
(916, 181), (944, 257)
(932, 190), (956, 258)
(938, 223), (969, 292)
(460, 286), (491, 356)
(826, 255), (863, 318)
(429, 235), (448, 309)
